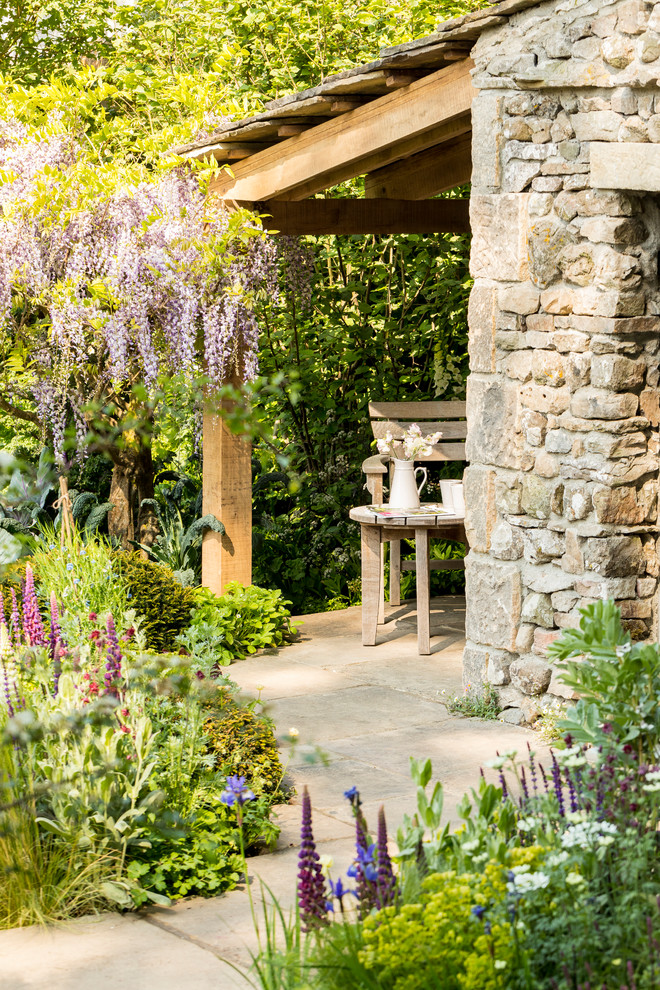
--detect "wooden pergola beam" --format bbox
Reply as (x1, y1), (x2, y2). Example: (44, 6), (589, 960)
(210, 59), (475, 203)
(364, 133), (472, 199)
(259, 198), (470, 235)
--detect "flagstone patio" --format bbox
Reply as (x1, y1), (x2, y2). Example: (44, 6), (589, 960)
(0, 597), (550, 989)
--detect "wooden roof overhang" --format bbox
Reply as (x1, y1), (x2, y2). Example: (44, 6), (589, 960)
(171, 0), (544, 237)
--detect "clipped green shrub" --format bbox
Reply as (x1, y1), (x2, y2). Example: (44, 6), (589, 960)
(186, 582), (296, 667)
(114, 551), (194, 652)
(202, 697), (286, 799)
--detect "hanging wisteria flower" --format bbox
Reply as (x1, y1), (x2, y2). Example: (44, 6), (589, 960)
(376, 423), (443, 461)
(0, 118), (281, 461)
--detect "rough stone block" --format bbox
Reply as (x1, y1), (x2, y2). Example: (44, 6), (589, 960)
(495, 476), (523, 515)
(532, 628), (561, 657)
(574, 575), (637, 598)
(490, 520), (524, 561)
(591, 354), (646, 390)
(573, 189), (640, 218)
(551, 590), (579, 611)
(570, 111), (623, 142)
(637, 576), (657, 597)
(611, 87), (638, 115)
(617, 0), (649, 35)
(570, 387), (639, 420)
(583, 536), (645, 577)
(548, 666), (579, 700)
(485, 649), (514, 686)
(466, 377), (521, 469)
(639, 389), (660, 425)
(465, 555), (522, 652)
(470, 194), (530, 281)
(521, 474), (553, 519)
(592, 481), (657, 525)
(522, 529), (565, 565)
(642, 30), (660, 62)
(561, 529), (585, 574)
(580, 217), (648, 246)
(528, 216), (578, 287)
(535, 450), (559, 478)
(563, 482), (593, 521)
(619, 599), (653, 619)
(498, 282), (540, 315)
(551, 329), (590, 353)
(521, 408), (547, 447)
(505, 351), (533, 382)
(510, 656), (552, 695)
(533, 350), (566, 387)
(521, 383), (571, 415)
(463, 465), (496, 554)
(523, 562), (576, 593)
(462, 642), (489, 693)
(471, 92), (504, 191)
(468, 282), (497, 374)
(521, 591), (554, 628)
(545, 429), (572, 454)
(515, 623), (535, 652)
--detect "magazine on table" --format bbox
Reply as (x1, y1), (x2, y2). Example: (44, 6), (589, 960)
(366, 503), (453, 522)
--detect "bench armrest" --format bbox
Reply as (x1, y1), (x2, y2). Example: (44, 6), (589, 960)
(361, 453), (388, 475)
(361, 454), (388, 503)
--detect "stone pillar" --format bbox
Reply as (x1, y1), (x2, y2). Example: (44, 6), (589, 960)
(464, 0), (660, 724)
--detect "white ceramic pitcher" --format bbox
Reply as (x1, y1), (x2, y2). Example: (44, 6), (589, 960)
(388, 458), (427, 509)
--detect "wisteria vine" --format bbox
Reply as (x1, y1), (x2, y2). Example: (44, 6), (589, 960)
(0, 114), (280, 457)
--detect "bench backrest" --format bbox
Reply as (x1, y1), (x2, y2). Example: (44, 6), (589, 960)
(368, 400), (467, 462)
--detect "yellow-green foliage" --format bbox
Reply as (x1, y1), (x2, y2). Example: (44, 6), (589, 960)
(202, 698), (286, 799)
(115, 552), (194, 652)
(359, 848), (543, 990)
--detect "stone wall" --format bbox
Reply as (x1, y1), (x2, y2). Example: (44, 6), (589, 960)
(465, 0), (660, 724)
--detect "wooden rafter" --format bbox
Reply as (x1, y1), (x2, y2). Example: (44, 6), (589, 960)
(364, 133), (472, 199)
(258, 198), (470, 235)
(209, 59), (475, 204)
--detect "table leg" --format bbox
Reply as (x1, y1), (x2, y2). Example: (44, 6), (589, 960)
(390, 540), (401, 607)
(379, 544), (385, 624)
(361, 524), (381, 646)
(416, 528), (431, 655)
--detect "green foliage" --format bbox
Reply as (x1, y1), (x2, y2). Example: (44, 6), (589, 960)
(115, 551), (194, 652)
(29, 528), (129, 624)
(548, 599), (660, 761)
(446, 685), (501, 720)
(254, 232), (471, 612)
(183, 584), (296, 669)
(358, 861), (521, 990)
(203, 698), (287, 800)
(134, 492), (224, 586)
(0, 448), (55, 541)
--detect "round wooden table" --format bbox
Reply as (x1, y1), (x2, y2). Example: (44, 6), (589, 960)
(349, 504), (466, 655)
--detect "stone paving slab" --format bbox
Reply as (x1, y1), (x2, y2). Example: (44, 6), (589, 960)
(0, 913), (251, 990)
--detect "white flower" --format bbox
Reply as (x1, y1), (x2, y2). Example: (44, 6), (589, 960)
(508, 871), (550, 894)
(462, 839), (480, 852)
(566, 872), (585, 886)
(517, 817), (537, 832)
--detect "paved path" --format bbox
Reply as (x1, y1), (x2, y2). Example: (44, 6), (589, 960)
(0, 598), (546, 990)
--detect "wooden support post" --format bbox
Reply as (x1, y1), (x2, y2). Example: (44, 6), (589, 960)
(201, 398), (252, 595)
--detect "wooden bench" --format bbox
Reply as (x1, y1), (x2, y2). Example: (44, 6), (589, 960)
(361, 400), (467, 609)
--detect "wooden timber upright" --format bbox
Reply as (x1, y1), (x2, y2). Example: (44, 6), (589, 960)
(195, 36), (482, 591)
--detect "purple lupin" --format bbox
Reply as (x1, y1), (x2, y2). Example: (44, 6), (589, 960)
(297, 787), (328, 931)
(103, 614), (123, 697)
(22, 566), (45, 647)
(49, 592), (63, 696)
(10, 589), (22, 647)
(375, 806), (397, 909)
(0, 626), (15, 717)
(551, 752), (566, 818)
